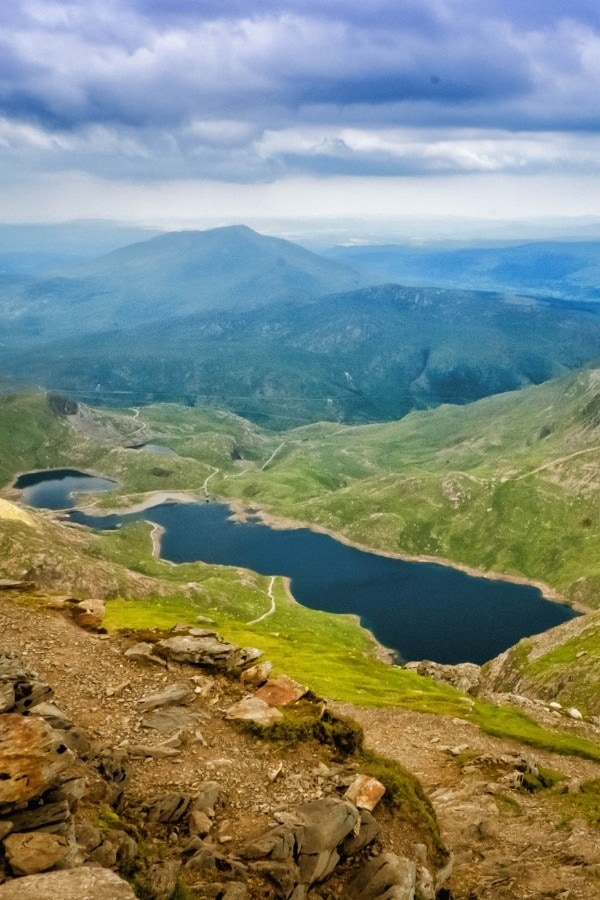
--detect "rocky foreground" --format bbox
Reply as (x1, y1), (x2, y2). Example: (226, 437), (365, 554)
(1, 592), (600, 899)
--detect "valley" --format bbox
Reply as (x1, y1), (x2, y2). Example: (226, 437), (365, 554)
(0, 226), (599, 900)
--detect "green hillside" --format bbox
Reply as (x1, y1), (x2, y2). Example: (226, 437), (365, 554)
(482, 609), (600, 716)
(4, 284), (599, 428)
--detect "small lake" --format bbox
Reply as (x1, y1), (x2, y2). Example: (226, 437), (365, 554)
(17, 469), (578, 665)
(14, 469), (117, 510)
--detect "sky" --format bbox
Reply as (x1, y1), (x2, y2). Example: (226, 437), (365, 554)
(2, 0), (600, 239)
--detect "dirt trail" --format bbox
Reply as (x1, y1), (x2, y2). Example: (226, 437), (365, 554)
(334, 702), (600, 899)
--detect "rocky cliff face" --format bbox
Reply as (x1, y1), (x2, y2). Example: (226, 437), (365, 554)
(481, 609), (600, 719)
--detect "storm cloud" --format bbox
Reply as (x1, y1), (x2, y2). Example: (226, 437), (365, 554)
(1, 0), (600, 191)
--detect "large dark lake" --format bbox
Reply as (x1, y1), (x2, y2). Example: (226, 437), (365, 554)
(16, 469), (578, 665)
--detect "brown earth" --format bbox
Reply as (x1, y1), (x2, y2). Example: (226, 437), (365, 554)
(2, 592), (600, 898)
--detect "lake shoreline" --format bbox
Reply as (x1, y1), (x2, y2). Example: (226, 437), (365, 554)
(80, 486), (588, 616)
(225, 498), (588, 616)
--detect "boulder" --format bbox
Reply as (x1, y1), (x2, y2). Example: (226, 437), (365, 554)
(0, 714), (73, 804)
(225, 696), (284, 725)
(0, 868), (138, 899)
(240, 661), (273, 687)
(254, 675), (307, 707)
(71, 598), (105, 630)
(404, 660), (481, 695)
(157, 634), (262, 671)
(346, 852), (417, 899)
(3, 831), (70, 875)
(295, 798), (360, 855)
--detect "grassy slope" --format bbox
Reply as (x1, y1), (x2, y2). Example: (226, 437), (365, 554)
(0, 392), (77, 484)
(482, 609), (600, 716)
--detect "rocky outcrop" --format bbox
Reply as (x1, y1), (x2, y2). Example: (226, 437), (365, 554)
(0, 654), (86, 882)
(156, 629), (263, 671)
(0, 625), (453, 900)
(239, 796), (440, 899)
(404, 660), (481, 695)
(480, 609), (600, 717)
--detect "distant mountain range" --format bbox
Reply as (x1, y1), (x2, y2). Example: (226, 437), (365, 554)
(325, 240), (600, 300)
(1, 226), (599, 426)
(0, 225), (372, 346)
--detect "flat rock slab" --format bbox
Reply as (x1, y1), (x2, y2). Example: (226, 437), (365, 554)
(0, 867), (138, 899)
(136, 683), (195, 710)
(225, 696), (283, 725)
(0, 714), (73, 804)
(254, 675), (307, 707)
(344, 774), (386, 811)
(123, 642), (166, 667)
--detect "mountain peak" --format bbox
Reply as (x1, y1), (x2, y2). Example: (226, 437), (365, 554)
(0, 223), (373, 344)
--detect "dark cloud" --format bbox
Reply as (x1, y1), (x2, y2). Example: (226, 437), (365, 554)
(0, 0), (599, 183)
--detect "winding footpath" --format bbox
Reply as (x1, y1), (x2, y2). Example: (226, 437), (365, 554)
(202, 466), (220, 494)
(260, 442), (287, 470)
(246, 576), (277, 625)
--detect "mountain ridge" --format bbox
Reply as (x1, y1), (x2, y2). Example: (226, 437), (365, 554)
(5, 282), (599, 427)
(0, 225), (374, 345)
